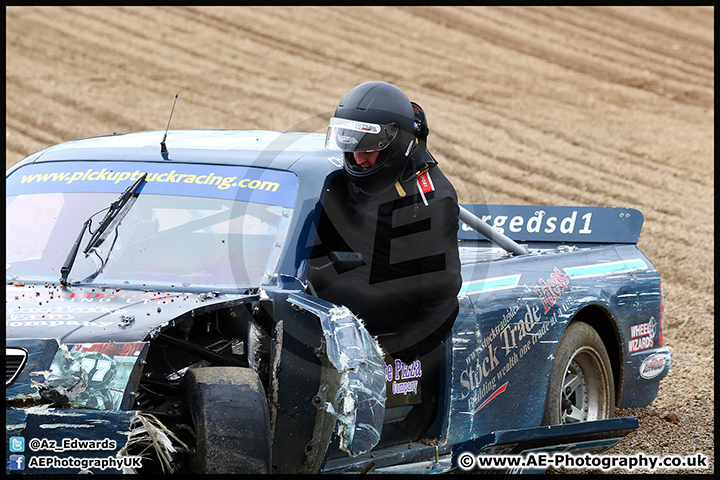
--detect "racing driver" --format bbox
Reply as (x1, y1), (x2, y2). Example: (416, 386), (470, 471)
(310, 81), (462, 364)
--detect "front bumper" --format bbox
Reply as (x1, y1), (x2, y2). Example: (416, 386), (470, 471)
(6, 338), (153, 474)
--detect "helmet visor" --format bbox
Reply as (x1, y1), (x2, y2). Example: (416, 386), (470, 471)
(325, 117), (399, 152)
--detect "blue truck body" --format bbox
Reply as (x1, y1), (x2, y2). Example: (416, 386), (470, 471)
(6, 130), (669, 474)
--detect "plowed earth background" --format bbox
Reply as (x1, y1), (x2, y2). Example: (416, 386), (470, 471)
(5, 6), (714, 474)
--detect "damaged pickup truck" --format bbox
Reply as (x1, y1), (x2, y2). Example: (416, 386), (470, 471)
(6, 130), (670, 474)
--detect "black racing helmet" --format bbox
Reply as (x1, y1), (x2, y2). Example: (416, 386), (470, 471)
(325, 82), (418, 195)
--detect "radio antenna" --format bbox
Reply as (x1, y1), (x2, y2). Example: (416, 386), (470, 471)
(160, 94), (179, 155)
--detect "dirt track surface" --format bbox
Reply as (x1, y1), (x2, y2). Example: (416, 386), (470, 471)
(6, 6), (714, 474)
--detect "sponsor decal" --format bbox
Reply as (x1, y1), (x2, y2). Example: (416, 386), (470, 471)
(416, 170), (435, 195)
(628, 317), (656, 353)
(5, 291), (183, 327)
(415, 169), (435, 206)
(385, 359), (422, 396)
(338, 135), (358, 146)
(7, 319), (115, 328)
(7, 161), (298, 208)
(355, 122), (380, 133)
(535, 267), (570, 314)
(461, 209), (593, 237)
(628, 337), (654, 353)
(639, 352), (669, 379)
(460, 277), (575, 414)
(631, 317), (656, 338)
(458, 205), (644, 244)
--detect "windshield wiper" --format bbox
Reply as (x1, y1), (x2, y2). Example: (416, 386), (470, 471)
(60, 173), (147, 286)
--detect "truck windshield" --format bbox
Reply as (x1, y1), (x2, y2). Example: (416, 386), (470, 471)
(6, 161), (298, 290)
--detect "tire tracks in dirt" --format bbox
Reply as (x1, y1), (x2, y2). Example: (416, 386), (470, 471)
(403, 7), (712, 108)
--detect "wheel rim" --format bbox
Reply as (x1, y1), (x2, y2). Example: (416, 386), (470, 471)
(560, 346), (611, 423)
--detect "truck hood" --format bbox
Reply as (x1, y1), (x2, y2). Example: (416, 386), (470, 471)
(6, 284), (258, 343)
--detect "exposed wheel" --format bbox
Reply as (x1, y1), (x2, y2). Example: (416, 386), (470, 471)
(542, 322), (615, 425)
(182, 367), (271, 473)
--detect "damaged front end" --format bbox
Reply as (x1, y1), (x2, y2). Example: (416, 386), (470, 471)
(6, 286), (388, 474)
(5, 338), (179, 474)
(6, 287), (278, 474)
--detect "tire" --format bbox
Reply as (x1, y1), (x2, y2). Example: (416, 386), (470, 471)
(542, 322), (615, 425)
(182, 367), (271, 473)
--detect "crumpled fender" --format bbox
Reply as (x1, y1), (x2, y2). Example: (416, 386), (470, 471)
(287, 293), (386, 458)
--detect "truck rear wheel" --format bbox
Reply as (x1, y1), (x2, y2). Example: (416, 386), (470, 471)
(542, 322), (615, 425)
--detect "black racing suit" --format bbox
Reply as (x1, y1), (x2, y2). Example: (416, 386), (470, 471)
(308, 165), (462, 362)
